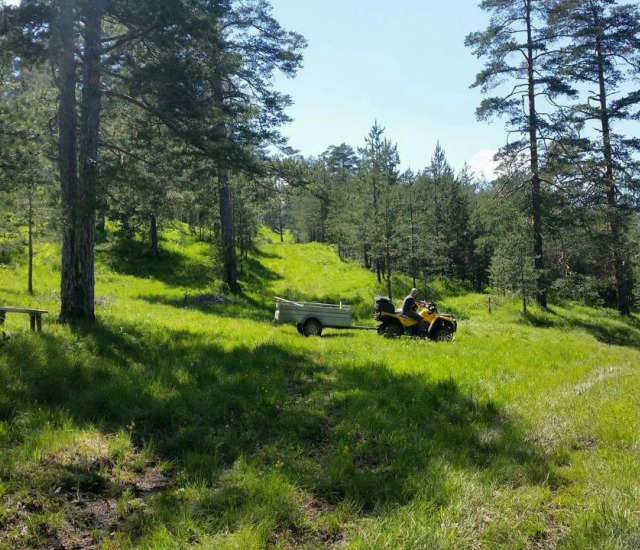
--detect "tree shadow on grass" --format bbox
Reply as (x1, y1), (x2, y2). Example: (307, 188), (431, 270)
(315, 364), (554, 509)
(1, 320), (556, 544)
(568, 317), (640, 348)
(138, 285), (376, 326)
(239, 256), (283, 289)
(521, 310), (557, 328)
(248, 246), (282, 259)
(139, 287), (276, 322)
(522, 310), (640, 349)
(101, 240), (213, 289)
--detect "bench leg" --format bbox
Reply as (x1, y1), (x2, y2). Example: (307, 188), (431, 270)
(36, 315), (42, 332)
(0, 311), (5, 326)
(30, 315), (36, 332)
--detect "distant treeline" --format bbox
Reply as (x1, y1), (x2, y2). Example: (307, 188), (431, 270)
(0, 0), (638, 318)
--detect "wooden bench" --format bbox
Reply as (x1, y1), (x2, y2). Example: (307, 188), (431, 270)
(0, 307), (49, 332)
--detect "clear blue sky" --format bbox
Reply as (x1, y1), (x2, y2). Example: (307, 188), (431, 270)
(269, 0), (503, 177)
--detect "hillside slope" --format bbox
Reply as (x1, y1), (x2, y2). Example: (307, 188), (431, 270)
(0, 227), (639, 549)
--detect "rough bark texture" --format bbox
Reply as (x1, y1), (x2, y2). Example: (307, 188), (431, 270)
(58, 0), (80, 320)
(59, 0), (102, 321)
(212, 61), (238, 287)
(28, 188), (33, 295)
(278, 201), (284, 243)
(385, 245), (393, 300)
(595, 32), (631, 315)
(150, 214), (159, 256)
(96, 207), (106, 232)
(218, 168), (237, 286)
(526, 0), (547, 309)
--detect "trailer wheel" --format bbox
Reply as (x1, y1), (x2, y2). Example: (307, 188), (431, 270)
(296, 323), (304, 334)
(303, 319), (323, 337)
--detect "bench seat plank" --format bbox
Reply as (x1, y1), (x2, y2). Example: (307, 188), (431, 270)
(0, 307), (49, 332)
(0, 307), (49, 314)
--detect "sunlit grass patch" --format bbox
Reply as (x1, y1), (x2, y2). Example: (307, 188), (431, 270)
(1, 226), (640, 548)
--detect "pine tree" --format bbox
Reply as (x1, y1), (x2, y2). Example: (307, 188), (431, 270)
(0, 68), (56, 293)
(357, 123), (401, 296)
(466, 0), (572, 308)
(413, 144), (472, 282)
(103, 0), (306, 287)
(490, 227), (538, 314)
(546, 0), (640, 314)
(4, 0), (306, 313)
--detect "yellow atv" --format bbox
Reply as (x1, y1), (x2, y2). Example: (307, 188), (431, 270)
(373, 296), (457, 341)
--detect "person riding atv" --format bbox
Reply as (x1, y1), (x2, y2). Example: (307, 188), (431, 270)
(401, 288), (427, 333)
(374, 293), (457, 340)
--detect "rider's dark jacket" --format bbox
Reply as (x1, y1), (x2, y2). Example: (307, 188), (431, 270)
(402, 295), (418, 313)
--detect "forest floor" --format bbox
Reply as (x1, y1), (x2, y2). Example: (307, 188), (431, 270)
(1, 226), (639, 549)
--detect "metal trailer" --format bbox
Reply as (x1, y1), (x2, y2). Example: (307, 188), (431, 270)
(273, 298), (373, 336)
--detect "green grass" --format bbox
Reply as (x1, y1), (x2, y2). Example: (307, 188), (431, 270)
(1, 225), (639, 548)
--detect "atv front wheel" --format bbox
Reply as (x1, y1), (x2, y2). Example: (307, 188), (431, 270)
(431, 324), (454, 342)
(302, 319), (323, 337)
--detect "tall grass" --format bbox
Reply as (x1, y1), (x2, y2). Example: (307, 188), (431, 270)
(1, 225), (639, 548)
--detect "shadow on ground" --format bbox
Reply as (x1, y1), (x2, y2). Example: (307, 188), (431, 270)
(139, 288), (276, 322)
(247, 246), (282, 260)
(238, 256), (283, 289)
(522, 309), (640, 349)
(0, 316), (556, 549)
(139, 289), (376, 325)
(100, 239), (213, 288)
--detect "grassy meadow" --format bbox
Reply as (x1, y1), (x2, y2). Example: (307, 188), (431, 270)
(1, 226), (639, 549)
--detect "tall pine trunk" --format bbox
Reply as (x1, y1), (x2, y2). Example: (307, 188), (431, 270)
(96, 207), (106, 232)
(363, 242), (370, 269)
(385, 244), (392, 300)
(77, 0), (101, 318)
(595, 33), (631, 315)
(150, 214), (159, 256)
(526, 0), (546, 309)
(27, 185), (34, 295)
(213, 63), (237, 287)
(58, 0), (80, 320)
(409, 198), (417, 288)
(218, 168), (237, 286)
(59, 0), (103, 321)
(277, 199), (284, 242)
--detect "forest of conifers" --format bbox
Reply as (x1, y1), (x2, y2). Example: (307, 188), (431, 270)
(1, 0), (639, 318)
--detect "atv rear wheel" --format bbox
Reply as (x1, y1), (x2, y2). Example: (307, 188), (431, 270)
(302, 319), (323, 337)
(383, 322), (403, 338)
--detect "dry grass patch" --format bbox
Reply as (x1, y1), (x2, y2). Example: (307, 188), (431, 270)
(1, 430), (170, 549)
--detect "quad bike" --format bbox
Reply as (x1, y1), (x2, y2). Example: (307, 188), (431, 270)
(373, 296), (457, 341)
